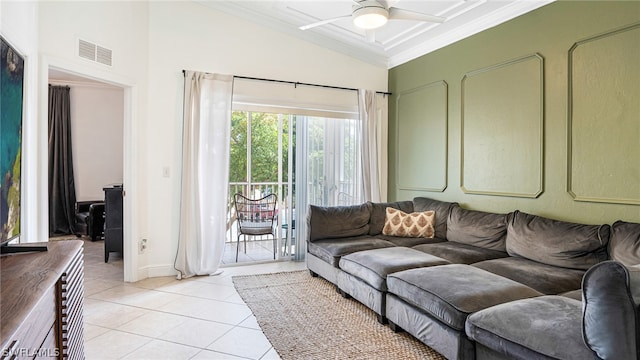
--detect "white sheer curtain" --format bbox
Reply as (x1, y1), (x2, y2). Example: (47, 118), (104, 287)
(175, 71), (233, 279)
(358, 89), (388, 202)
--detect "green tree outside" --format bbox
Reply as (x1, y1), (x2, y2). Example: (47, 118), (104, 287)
(230, 111), (291, 185)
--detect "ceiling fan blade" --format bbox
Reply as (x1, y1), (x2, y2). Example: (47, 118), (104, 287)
(388, 7), (446, 23)
(365, 29), (376, 43)
(299, 15), (352, 30)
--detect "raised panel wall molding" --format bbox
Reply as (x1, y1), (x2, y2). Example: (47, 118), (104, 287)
(567, 22), (640, 205)
(461, 53), (545, 198)
(396, 81), (448, 192)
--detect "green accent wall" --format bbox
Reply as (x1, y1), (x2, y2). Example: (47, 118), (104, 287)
(388, 1), (640, 224)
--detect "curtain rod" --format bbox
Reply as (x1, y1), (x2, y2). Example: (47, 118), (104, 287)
(182, 70), (391, 96)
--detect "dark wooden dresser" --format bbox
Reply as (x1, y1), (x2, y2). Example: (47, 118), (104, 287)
(1, 240), (85, 359)
(103, 185), (123, 262)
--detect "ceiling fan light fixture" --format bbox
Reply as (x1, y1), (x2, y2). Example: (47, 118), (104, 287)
(352, 6), (388, 30)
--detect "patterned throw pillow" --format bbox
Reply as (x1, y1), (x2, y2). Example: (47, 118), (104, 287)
(382, 207), (435, 238)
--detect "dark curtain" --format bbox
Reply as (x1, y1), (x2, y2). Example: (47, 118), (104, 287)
(48, 85), (77, 236)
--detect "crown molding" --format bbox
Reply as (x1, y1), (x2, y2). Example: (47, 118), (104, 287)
(197, 0), (555, 70)
(388, 1), (554, 68)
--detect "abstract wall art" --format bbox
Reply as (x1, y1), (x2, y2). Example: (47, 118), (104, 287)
(1, 35), (24, 243)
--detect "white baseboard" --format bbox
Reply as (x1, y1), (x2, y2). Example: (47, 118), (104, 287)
(135, 263), (177, 281)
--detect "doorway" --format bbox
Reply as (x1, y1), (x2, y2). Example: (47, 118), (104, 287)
(46, 64), (132, 281)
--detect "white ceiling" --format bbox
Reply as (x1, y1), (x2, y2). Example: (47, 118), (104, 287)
(199, 0), (554, 69)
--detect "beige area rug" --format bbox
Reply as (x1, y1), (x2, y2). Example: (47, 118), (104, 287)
(232, 270), (445, 360)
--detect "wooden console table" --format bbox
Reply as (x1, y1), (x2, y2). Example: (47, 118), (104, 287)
(1, 240), (85, 359)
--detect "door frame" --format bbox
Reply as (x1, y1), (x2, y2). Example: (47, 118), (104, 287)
(39, 55), (139, 282)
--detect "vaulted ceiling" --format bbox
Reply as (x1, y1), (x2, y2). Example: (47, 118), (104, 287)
(199, 0), (554, 69)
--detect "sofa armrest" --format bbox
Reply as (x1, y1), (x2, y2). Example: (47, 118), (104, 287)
(76, 200), (103, 214)
(88, 202), (105, 215)
(76, 201), (92, 214)
(582, 260), (640, 360)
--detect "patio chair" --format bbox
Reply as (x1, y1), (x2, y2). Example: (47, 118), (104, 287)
(233, 193), (278, 262)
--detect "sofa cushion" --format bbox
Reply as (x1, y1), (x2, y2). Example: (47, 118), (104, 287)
(375, 234), (445, 247)
(308, 203), (372, 242)
(582, 261), (640, 360)
(368, 201), (414, 235)
(387, 264), (542, 331)
(412, 197), (459, 239)
(446, 206), (508, 251)
(413, 242), (508, 265)
(339, 247), (449, 291)
(466, 296), (593, 360)
(506, 210), (610, 270)
(608, 220), (640, 266)
(382, 208), (435, 238)
(472, 257), (585, 295)
(307, 236), (395, 267)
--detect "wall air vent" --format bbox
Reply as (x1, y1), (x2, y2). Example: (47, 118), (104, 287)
(78, 39), (96, 61)
(77, 39), (113, 67)
(96, 46), (112, 66)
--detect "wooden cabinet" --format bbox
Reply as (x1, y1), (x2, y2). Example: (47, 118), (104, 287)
(103, 185), (123, 262)
(1, 240), (85, 360)
(57, 246), (85, 359)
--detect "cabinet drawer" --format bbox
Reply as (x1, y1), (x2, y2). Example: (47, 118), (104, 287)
(1, 289), (56, 359)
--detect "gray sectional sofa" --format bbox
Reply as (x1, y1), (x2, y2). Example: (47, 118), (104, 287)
(305, 197), (640, 360)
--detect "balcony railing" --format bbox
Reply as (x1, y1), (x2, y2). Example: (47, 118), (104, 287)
(225, 181), (360, 246)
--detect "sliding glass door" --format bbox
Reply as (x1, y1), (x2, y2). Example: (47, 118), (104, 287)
(228, 111), (363, 263)
(293, 115), (363, 260)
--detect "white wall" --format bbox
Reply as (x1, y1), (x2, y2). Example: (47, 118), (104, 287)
(144, 1), (388, 277)
(38, 1), (149, 280)
(37, 1), (388, 280)
(1, 1), (40, 243)
(48, 82), (124, 201)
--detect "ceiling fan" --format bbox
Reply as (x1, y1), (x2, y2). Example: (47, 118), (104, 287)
(298, 0), (446, 40)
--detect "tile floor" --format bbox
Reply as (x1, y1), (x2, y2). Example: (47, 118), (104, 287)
(221, 231), (297, 265)
(80, 238), (306, 359)
(221, 238), (285, 265)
